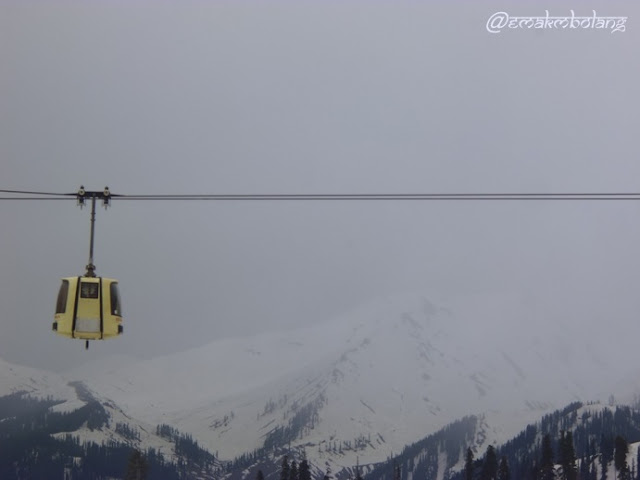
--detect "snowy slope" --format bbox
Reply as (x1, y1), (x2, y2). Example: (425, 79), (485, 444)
(69, 291), (640, 471)
(0, 356), (78, 408)
(0, 357), (185, 464)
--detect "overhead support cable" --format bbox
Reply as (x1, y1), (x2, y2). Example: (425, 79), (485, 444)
(3, 189), (640, 201)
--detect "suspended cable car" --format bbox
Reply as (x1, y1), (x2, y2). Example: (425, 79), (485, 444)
(52, 187), (123, 349)
(53, 276), (123, 341)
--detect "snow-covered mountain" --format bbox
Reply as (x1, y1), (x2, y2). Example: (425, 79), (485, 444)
(0, 356), (78, 405)
(63, 291), (640, 473)
(0, 357), (215, 476)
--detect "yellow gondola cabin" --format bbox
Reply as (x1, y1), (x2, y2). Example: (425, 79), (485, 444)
(53, 276), (123, 341)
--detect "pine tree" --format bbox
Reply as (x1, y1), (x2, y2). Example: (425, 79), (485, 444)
(615, 436), (630, 480)
(559, 431), (577, 480)
(481, 445), (498, 480)
(601, 434), (614, 480)
(281, 456), (291, 480)
(299, 458), (312, 480)
(540, 434), (556, 480)
(125, 449), (149, 480)
(465, 448), (475, 480)
(290, 460), (299, 480)
(579, 458), (590, 480)
(498, 455), (510, 480)
(257, 470), (265, 480)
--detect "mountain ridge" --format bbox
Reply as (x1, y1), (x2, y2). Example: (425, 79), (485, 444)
(2, 290), (639, 478)
(66, 291), (639, 469)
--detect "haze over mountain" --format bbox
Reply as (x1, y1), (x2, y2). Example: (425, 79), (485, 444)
(60, 291), (640, 470)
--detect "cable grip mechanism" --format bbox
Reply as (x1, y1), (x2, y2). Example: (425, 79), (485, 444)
(75, 186), (112, 277)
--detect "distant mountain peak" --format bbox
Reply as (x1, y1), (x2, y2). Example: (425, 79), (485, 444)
(4, 290), (639, 479)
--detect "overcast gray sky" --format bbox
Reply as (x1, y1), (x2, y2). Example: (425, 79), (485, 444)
(1, 1), (639, 372)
